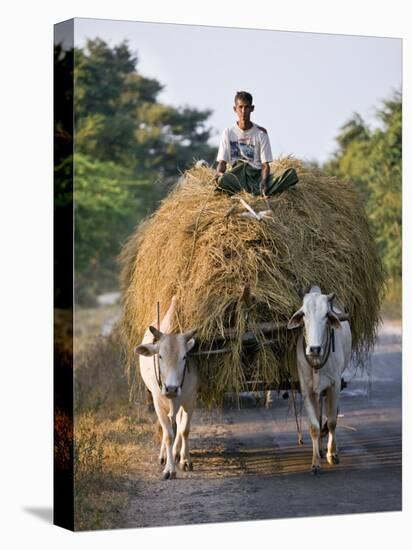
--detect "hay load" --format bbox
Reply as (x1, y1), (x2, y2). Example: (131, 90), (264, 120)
(119, 158), (384, 405)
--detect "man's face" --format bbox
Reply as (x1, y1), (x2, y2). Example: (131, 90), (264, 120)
(234, 99), (254, 123)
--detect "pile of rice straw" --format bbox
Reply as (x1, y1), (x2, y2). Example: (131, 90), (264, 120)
(119, 158), (384, 405)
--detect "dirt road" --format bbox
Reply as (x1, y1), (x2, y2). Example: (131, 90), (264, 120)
(122, 320), (402, 528)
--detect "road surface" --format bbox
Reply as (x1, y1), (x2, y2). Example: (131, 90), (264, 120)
(122, 320), (402, 528)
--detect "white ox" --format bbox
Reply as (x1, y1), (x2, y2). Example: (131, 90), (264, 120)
(135, 297), (198, 479)
(287, 286), (351, 475)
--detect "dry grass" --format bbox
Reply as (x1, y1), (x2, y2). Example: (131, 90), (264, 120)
(73, 306), (157, 531)
(119, 158), (384, 405)
(73, 303), (157, 530)
(74, 407), (155, 531)
(74, 329), (129, 413)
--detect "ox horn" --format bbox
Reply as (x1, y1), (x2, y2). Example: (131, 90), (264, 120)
(327, 292), (335, 304)
(298, 285), (312, 299)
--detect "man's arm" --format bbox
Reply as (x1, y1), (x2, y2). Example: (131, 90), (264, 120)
(214, 160), (227, 182)
(260, 162), (270, 195)
(215, 128), (230, 182)
(259, 127), (273, 195)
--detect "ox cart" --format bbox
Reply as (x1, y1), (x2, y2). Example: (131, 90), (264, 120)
(124, 161), (383, 477)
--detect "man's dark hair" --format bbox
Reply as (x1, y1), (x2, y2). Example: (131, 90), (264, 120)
(234, 91), (253, 105)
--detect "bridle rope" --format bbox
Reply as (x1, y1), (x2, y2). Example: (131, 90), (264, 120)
(302, 322), (335, 370)
(151, 301), (189, 393)
(152, 347), (188, 391)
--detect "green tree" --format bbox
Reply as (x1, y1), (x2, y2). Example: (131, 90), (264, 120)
(72, 153), (158, 303)
(56, 39), (217, 302)
(366, 94), (401, 280)
(74, 39), (216, 176)
(324, 91), (402, 283)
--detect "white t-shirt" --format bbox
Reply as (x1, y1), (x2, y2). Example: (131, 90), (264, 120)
(216, 123), (273, 170)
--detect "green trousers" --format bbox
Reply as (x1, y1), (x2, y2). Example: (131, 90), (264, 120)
(216, 161), (298, 196)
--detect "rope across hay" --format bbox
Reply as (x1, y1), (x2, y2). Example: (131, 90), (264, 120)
(119, 158), (384, 405)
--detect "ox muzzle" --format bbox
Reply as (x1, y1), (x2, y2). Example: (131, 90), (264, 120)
(162, 385), (180, 398)
(308, 345), (322, 356)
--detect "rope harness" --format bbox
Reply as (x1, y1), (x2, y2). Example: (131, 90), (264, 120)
(302, 322), (335, 370)
(152, 347), (188, 392)
(153, 352), (162, 390)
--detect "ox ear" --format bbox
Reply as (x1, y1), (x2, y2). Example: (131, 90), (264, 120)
(183, 328), (196, 353)
(183, 328), (197, 341)
(134, 343), (159, 357)
(149, 326), (163, 341)
(327, 310), (341, 329)
(287, 309), (304, 330)
(186, 338), (196, 353)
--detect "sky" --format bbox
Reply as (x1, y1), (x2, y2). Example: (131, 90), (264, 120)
(74, 18), (401, 164)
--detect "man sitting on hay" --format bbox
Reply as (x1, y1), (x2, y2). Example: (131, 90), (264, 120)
(214, 90), (299, 196)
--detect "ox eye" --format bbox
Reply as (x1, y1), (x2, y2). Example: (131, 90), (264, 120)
(159, 355), (162, 360)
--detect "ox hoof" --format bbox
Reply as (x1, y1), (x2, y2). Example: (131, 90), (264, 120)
(182, 461), (193, 472)
(162, 471), (176, 480)
(311, 465), (321, 476)
(328, 454), (340, 465)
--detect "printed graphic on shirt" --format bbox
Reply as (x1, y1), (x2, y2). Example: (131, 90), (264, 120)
(230, 139), (255, 162)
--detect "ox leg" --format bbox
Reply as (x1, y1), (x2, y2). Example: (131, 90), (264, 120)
(172, 408), (183, 463)
(145, 389), (155, 413)
(265, 390), (273, 409)
(155, 420), (167, 465)
(303, 391), (321, 475)
(318, 395), (325, 459)
(176, 405), (194, 471)
(159, 441), (166, 465)
(326, 385), (340, 465)
(154, 403), (176, 480)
